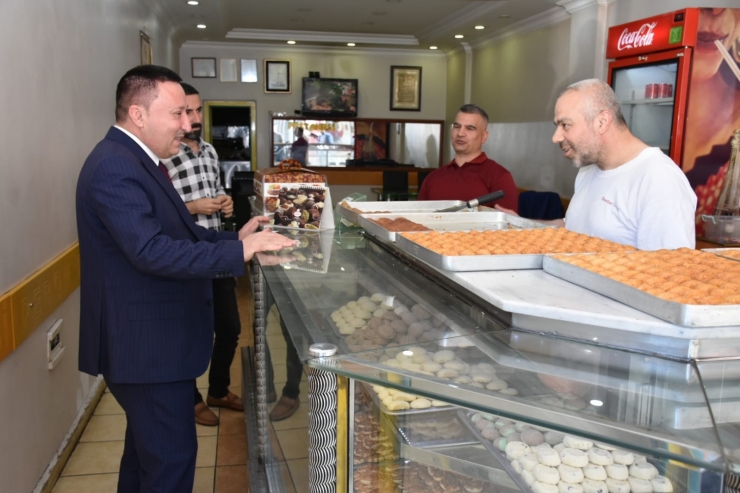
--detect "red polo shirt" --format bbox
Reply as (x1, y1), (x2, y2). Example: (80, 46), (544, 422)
(418, 153), (519, 212)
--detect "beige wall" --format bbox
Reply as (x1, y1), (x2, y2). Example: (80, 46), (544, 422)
(179, 42), (447, 169)
(444, 50), (467, 163)
(0, 0), (176, 490)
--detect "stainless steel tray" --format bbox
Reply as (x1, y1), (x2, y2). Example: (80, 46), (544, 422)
(395, 232), (544, 271)
(360, 381), (456, 416)
(337, 200), (466, 225)
(395, 413), (478, 449)
(543, 254), (740, 328)
(358, 211), (545, 243)
(703, 247), (740, 263)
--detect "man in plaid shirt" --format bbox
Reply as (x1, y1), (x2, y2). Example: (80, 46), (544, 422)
(163, 82), (242, 426)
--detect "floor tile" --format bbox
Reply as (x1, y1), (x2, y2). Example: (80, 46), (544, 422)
(51, 473), (119, 493)
(271, 365), (288, 383)
(214, 465), (249, 493)
(196, 435), (218, 468)
(193, 466), (215, 493)
(275, 429), (309, 460)
(280, 461), (297, 493)
(80, 415), (127, 442)
(94, 393), (124, 415)
(268, 423), (285, 461)
(196, 370), (210, 388)
(219, 409), (246, 436)
(61, 441), (124, 476)
(217, 434), (248, 466)
(270, 347), (288, 364)
(286, 458), (309, 493)
(272, 403), (309, 431)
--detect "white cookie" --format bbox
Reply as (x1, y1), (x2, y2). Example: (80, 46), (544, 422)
(558, 481), (584, 493)
(431, 400), (451, 407)
(595, 442), (617, 451)
(651, 475), (673, 492)
(627, 477), (653, 493)
(563, 435), (593, 450)
(511, 459), (522, 474)
(436, 369), (460, 379)
(520, 453), (539, 471)
(545, 431), (565, 445)
(433, 350), (455, 363)
(377, 390), (390, 401)
(533, 482), (560, 493)
(611, 450), (634, 466)
(471, 372), (494, 383)
(370, 293), (385, 303)
(554, 443), (566, 454)
(633, 455), (647, 464)
(629, 462), (657, 480)
(500, 388), (519, 395)
(421, 362), (442, 372)
(350, 318), (366, 328)
(538, 448), (562, 467)
(504, 441), (532, 460)
(583, 464), (607, 481)
(495, 419), (513, 429)
(347, 301), (358, 309)
(582, 479), (608, 493)
(468, 382), (484, 388)
(605, 464), (628, 480)
(444, 360), (466, 371)
(522, 470), (536, 486)
(393, 391), (417, 402)
(410, 398), (432, 409)
(605, 478), (631, 493)
(486, 378), (509, 391)
(560, 448), (589, 468)
(359, 301), (377, 312)
(339, 325), (356, 335)
(385, 400), (409, 411)
(557, 464), (584, 484)
(534, 464), (561, 485)
(589, 448), (613, 466)
(330, 311), (343, 321)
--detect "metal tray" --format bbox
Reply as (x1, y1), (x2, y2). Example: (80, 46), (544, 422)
(543, 254), (740, 328)
(358, 211), (545, 243)
(703, 248), (740, 263)
(395, 232), (545, 271)
(337, 200), (466, 225)
(360, 381), (456, 416)
(395, 413), (478, 449)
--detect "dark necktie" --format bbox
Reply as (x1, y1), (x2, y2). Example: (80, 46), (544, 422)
(158, 162), (172, 182)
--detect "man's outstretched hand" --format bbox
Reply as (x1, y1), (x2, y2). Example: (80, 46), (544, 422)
(238, 216), (271, 240)
(242, 230), (298, 261)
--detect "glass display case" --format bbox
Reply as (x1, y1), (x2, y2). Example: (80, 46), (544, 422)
(204, 100), (256, 187)
(245, 230), (740, 493)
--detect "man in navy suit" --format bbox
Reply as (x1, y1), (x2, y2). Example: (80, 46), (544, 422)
(76, 65), (296, 493)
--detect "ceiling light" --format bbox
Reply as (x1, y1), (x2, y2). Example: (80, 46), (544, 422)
(430, 46), (438, 50)
(287, 40), (296, 44)
(454, 34), (464, 39)
(475, 25), (485, 30)
(187, 0), (198, 4)
(499, 14), (511, 18)
(590, 400), (604, 407)
(196, 24), (206, 29)
(347, 43), (356, 47)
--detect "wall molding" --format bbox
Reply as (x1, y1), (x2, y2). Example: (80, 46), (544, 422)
(416, 1), (507, 41)
(471, 6), (571, 49)
(181, 40), (445, 58)
(227, 28), (418, 46)
(557, 0), (599, 15)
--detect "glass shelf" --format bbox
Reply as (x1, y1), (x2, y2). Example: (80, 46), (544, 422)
(622, 98), (675, 106)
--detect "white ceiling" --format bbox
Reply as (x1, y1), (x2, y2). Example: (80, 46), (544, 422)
(151, 0), (564, 51)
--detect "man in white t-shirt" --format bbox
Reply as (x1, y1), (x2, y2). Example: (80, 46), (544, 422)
(499, 79), (696, 250)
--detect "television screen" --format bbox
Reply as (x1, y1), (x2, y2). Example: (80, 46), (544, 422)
(302, 78), (358, 117)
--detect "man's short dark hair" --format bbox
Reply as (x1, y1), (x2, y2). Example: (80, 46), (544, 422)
(296, 127), (304, 137)
(115, 65), (182, 122)
(458, 104), (489, 124)
(180, 82), (199, 96)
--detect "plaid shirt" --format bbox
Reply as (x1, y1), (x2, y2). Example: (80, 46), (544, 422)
(162, 139), (225, 231)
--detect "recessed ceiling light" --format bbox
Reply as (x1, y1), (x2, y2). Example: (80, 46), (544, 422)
(475, 25), (485, 30)
(454, 34), (464, 39)
(499, 14), (511, 18)
(187, 0), (198, 4)
(347, 43), (356, 47)
(430, 46), (438, 50)
(590, 399), (604, 407)
(287, 40), (296, 44)
(196, 24), (206, 29)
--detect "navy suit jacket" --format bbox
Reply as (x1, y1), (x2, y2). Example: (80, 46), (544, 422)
(76, 127), (245, 384)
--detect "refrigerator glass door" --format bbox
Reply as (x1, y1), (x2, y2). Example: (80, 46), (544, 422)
(612, 60), (679, 156)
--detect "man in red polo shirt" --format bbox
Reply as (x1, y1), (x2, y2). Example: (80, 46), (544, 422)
(419, 104), (518, 211)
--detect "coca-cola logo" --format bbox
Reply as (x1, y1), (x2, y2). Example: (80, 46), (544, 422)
(617, 22), (658, 51)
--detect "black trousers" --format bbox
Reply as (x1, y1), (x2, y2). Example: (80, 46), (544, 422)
(266, 314), (304, 400)
(195, 277), (241, 404)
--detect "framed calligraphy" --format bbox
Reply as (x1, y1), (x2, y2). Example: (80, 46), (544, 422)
(390, 66), (422, 111)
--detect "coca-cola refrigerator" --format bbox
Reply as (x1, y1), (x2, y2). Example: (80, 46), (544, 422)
(606, 8), (740, 235)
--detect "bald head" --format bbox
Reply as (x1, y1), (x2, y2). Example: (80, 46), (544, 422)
(559, 79), (627, 129)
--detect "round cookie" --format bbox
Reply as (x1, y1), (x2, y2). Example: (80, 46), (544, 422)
(500, 425), (517, 437)
(481, 428), (500, 441)
(500, 388), (520, 396)
(545, 431), (565, 445)
(557, 464), (584, 484)
(522, 428), (545, 446)
(370, 293), (385, 303)
(453, 375), (473, 384)
(563, 435), (593, 450)
(509, 432), (522, 443)
(493, 437), (508, 451)
(558, 481), (584, 493)
(534, 464), (561, 485)
(538, 448), (562, 467)
(629, 462), (658, 480)
(605, 478), (630, 493)
(611, 450), (634, 466)
(486, 378), (509, 391)
(533, 482), (560, 493)
(410, 398), (432, 409)
(605, 464), (629, 481)
(436, 369), (459, 379)
(589, 448), (614, 466)
(582, 479), (608, 493)
(511, 459), (522, 474)
(560, 448), (589, 468)
(651, 475), (673, 493)
(385, 400), (410, 411)
(515, 422), (532, 432)
(520, 453), (539, 472)
(421, 362), (442, 372)
(522, 470), (536, 487)
(583, 464), (607, 481)
(495, 419), (513, 429)
(432, 350), (455, 363)
(627, 477), (653, 493)
(504, 440), (531, 460)
(554, 443), (566, 454)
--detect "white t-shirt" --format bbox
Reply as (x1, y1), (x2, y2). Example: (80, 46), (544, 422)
(565, 147), (696, 250)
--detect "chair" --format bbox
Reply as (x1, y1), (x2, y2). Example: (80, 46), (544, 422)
(382, 171), (409, 201)
(231, 171), (255, 230)
(518, 191), (565, 220)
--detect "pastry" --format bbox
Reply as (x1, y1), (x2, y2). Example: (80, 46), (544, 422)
(522, 428), (545, 446)
(611, 450), (634, 465)
(500, 425), (517, 437)
(582, 479), (608, 493)
(605, 478), (631, 493)
(629, 462), (658, 480)
(538, 448), (562, 467)
(605, 464), (629, 480)
(627, 477), (653, 493)
(583, 464), (607, 481)
(485, 378), (509, 390)
(410, 398), (432, 409)
(511, 459), (523, 474)
(481, 428), (500, 441)
(500, 388), (520, 395)
(545, 431), (565, 445)
(560, 448), (589, 468)
(558, 481), (584, 493)
(504, 441), (532, 459)
(433, 350), (455, 363)
(589, 448), (613, 466)
(522, 470), (537, 486)
(534, 464), (561, 485)
(533, 482), (560, 493)
(563, 435), (593, 450)
(520, 453), (539, 471)
(557, 464), (584, 484)
(651, 476), (673, 492)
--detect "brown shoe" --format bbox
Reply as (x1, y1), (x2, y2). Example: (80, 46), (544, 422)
(267, 390), (277, 404)
(195, 402), (219, 426)
(206, 391), (244, 412)
(269, 396), (299, 421)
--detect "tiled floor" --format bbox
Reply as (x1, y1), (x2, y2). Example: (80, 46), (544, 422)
(51, 273), (310, 493)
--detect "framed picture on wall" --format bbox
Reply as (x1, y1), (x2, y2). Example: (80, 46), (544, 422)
(192, 57), (217, 78)
(220, 59), (238, 82)
(264, 59), (291, 93)
(390, 66), (422, 111)
(140, 31), (152, 65)
(241, 59), (258, 83)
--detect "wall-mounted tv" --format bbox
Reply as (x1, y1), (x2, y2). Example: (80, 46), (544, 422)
(301, 78), (358, 118)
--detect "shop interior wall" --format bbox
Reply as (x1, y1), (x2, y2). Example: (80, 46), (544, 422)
(179, 42), (448, 171)
(470, 19), (578, 198)
(0, 0), (176, 490)
(445, 50), (467, 164)
(610, 0), (740, 26)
